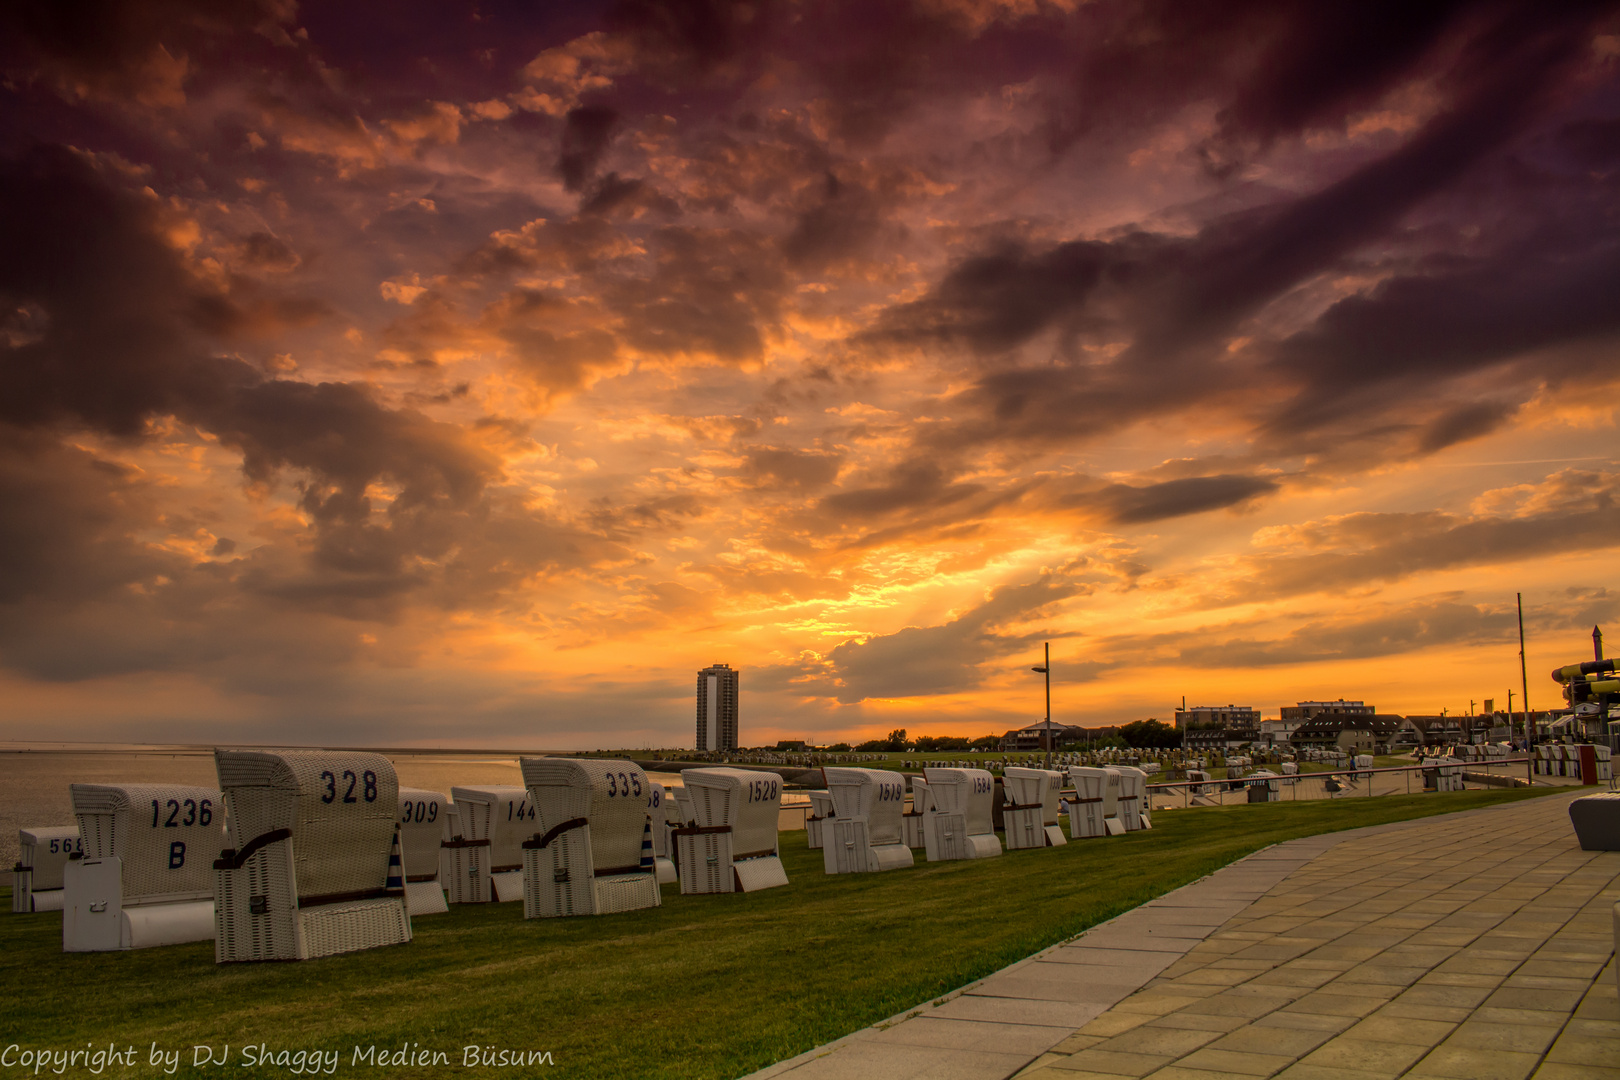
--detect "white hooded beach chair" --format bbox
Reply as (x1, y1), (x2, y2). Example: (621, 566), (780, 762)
(1002, 768), (1066, 849)
(519, 758), (662, 919)
(646, 783), (677, 884)
(449, 786), (534, 903)
(805, 790), (834, 850)
(902, 777), (930, 848)
(397, 788), (450, 916)
(438, 801), (492, 905)
(1113, 766), (1149, 831)
(922, 768), (1002, 861)
(12, 826), (80, 912)
(1065, 767), (1110, 838)
(212, 750), (411, 963)
(63, 784), (225, 951)
(674, 768), (788, 894)
(821, 768), (914, 874)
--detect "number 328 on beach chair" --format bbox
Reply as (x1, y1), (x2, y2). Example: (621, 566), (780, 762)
(519, 758), (662, 919)
(212, 750), (412, 962)
(673, 768), (789, 894)
(64, 783), (227, 951)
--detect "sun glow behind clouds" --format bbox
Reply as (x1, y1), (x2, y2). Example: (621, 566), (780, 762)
(0, 0), (1617, 748)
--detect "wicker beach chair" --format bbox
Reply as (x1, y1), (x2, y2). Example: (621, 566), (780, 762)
(805, 790), (834, 850)
(902, 777), (930, 849)
(518, 758), (662, 919)
(212, 750), (411, 963)
(63, 784), (225, 951)
(396, 788), (450, 916)
(449, 786), (535, 903)
(674, 768), (789, 894)
(821, 768), (914, 874)
(1002, 767), (1066, 850)
(1113, 766), (1149, 830)
(12, 826), (80, 913)
(922, 768), (1002, 861)
(646, 783), (677, 884)
(1065, 767), (1109, 838)
(438, 801), (492, 905)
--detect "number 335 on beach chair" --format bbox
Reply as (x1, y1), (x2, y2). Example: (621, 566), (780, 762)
(673, 768), (789, 894)
(212, 750), (411, 962)
(519, 758), (662, 918)
(63, 784), (226, 951)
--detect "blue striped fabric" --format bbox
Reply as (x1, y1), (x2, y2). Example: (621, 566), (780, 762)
(638, 818), (654, 871)
(386, 824), (405, 894)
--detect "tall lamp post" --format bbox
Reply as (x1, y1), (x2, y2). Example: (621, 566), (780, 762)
(1031, 642), (1052, 769)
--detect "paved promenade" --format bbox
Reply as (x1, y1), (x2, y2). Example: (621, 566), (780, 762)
(750, 791), (1618, 1080)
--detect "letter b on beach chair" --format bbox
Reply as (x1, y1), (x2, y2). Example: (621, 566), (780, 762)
(213, 750), (411, 963)
(674, 768), (789, 894)
(64, 784), (226, 951)
(519, 758), (662, 918)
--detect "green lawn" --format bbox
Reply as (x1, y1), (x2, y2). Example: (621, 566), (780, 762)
(0, 787), (1559, 1079)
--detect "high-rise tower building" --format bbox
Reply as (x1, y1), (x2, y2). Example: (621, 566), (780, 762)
(696, 663), (739, 751)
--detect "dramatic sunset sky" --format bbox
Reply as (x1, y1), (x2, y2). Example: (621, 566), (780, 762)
(2, 0), (1618, 749)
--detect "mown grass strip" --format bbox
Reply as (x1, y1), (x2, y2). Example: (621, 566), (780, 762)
(0, 787), (1560, 1078)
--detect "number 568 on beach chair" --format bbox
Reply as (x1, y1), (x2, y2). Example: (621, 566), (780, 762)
(12, 826), (80, 913)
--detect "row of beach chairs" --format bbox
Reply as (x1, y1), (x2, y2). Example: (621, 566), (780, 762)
(13, 755), (1153, 964)
(1535, 743), (1613, 780)
(12, 752), (795, 962)
(804, 765), (1153, 873)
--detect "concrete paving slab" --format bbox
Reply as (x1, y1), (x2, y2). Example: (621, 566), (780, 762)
(747, 790), (1619, 1080)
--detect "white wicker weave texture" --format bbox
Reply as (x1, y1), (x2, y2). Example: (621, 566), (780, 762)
(923, 768), (1001, 861)
(213, 749), (410, 963)
(396, 788), (449, 880)
(677, 768), (788, 894)
(71, 784), (225, 903)
(14, 826), (80, 912)
(518, 758), (660, 918)
(1001, 768), (1050, 852)
(821, 768), (913, 875)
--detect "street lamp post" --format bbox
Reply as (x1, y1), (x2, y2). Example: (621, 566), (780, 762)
(1031, 642), (1052, 770)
